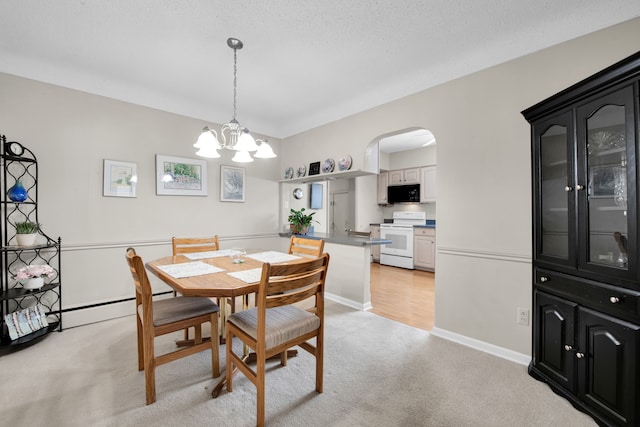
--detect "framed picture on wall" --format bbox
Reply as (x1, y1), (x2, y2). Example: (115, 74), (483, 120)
(220, 165), (245, 202)
(103, 159), (137, 198)
(155, 154), (207, 196)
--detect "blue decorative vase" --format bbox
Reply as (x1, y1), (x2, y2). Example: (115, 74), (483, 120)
(7, 180), (28, 202)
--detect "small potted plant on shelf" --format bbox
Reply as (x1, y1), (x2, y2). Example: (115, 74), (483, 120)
(14, 264), (55, 290)
(288, 208), (316, 235)
(15, 220), (40, 247)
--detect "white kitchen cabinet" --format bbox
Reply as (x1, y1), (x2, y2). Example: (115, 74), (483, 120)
(389, 168), (420, 185)
(377, 172), (389, 204)
(414, 227), (435, 270)
(403, 168), (420, 183)
(420, 166), (436, 203)
(371, 225), (381, 262)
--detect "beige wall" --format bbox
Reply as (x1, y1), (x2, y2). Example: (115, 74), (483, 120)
(388, 145), (436, 170)
(280, 18), (640, 356)
(0, 75), (283, 325)
(2, 18), (639, 355)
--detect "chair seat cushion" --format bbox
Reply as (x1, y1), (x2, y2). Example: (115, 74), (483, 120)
(139, 296), (219, 327)
(227, 305), (320, 349)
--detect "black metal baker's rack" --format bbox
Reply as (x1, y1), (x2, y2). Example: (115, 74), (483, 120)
(1, 134), (62, 350)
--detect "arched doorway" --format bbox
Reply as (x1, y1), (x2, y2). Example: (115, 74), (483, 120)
(367, 127), (437, 331)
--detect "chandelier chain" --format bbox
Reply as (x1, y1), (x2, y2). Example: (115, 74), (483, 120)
(232, 46), (238, 121)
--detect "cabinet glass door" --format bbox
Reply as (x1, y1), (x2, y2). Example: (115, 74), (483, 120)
(578, 85), (636, 277)
(535, 112), (575, 266)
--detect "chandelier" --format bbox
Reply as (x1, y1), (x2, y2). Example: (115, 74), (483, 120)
(194, 38), (276, 162)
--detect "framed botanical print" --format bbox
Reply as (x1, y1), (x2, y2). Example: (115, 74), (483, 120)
(156, 154), (207, 196)
(103, 159), (137, 198)
(220, 165), (245, 202)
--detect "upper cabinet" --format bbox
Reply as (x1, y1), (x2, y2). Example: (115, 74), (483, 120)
(420, 166), (436, 203)
(388, 167), (420, 185)
(377, 172), (389, 205)
(530, 84), (637, 281)
(378, 166), (437, 205)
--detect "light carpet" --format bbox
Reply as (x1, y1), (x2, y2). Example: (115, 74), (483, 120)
(0, 302), (596, 426)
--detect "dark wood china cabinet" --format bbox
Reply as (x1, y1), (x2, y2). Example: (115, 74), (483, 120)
(522, 51), (640, 427)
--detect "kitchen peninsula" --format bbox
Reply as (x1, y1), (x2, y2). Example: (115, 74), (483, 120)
(279, 232), (390, 310)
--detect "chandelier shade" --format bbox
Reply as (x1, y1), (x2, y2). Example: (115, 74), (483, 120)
(195, 38), (276, 162)
(254, 140), (277, 158)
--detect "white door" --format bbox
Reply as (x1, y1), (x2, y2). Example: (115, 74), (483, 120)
(331, 192), (349, 236)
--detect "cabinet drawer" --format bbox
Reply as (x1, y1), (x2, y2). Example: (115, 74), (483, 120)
(535, 269), (640, 319)
(414, 227), (435, 237)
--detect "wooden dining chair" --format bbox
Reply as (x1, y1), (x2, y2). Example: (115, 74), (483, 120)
(125, 247), (220, 404)
(172, 235), (225, 339)
(288, 235), (325, 258)
(172, 235), (220, 254)
(225, 253), (330, 427)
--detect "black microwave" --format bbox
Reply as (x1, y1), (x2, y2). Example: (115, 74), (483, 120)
(388, 184), (420, 203)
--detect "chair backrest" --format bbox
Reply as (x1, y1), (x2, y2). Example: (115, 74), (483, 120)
(257, 254), (330, 313)
(288, 236), (324, 258)
(172, 236), (220, 255)
(126, 247), (153, 321)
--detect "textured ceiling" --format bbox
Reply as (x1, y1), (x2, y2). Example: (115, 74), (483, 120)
(1, 1), (639, 138)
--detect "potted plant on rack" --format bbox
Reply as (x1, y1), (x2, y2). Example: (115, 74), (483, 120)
(14, 264), (55, 290)
(288, 208), (316, 235)
(15, 220), (40, 247)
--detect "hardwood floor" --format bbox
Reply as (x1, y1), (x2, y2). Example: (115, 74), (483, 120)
(369, 262), (434, 331)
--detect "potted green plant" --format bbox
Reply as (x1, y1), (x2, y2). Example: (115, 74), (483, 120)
(15, 221), (40, 246)
(288, 208), (316, 235)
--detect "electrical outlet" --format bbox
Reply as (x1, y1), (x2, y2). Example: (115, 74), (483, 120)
(517, 307), (530, 326)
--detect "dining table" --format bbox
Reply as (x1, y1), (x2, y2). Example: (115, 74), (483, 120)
(145, 248), (304, 397)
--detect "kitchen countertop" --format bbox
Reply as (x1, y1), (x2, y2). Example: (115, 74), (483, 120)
(279, 232), (391, 247)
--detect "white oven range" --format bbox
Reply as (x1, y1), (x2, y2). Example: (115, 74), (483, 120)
(379, 211), (427, 269)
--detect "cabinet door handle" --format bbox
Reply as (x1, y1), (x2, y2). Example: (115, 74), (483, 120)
(609, 296), (620, 304)
(576, 352), (585, 359)
(564, 345), (573, 351)
(564, 186), (573, 192)
(540, 276), (549, 282)
(575, 184), (585, 191)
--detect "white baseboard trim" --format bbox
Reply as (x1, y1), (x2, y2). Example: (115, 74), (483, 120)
(325, 292), (372, 311)
(431, 327), (531, 366)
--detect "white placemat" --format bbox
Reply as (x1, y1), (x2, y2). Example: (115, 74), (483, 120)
(245, 251), (301, 264)
(157, 261), (224, 278)
(227, 268), (263, 284)
(184, 249), (237, 260)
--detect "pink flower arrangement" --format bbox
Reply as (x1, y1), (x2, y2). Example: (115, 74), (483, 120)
(15, 264), (55, 280)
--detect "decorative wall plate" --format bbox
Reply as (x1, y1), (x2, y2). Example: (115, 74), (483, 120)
(338, 155), (352, 171)
(284, 167), (294, 179)
(322, 158), (335, 173)
(297, 165), (306, 177)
